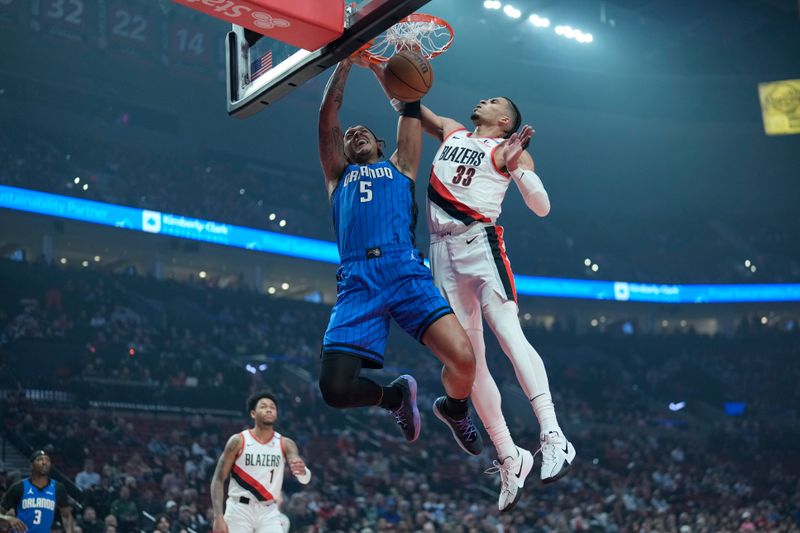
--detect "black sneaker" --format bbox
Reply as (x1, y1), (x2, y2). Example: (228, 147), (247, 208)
(385, 375), (420, 442)
(432, 396), (483, 455)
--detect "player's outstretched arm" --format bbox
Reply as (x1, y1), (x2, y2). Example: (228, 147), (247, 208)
(501, 125), (550, 217)
(420, 105), (464, 142)
(364, 61), (463, 142)
(390, 103), (423, 180)
(211, 434), (243, 533)
(319, 60), (353, 197)
(283, 437), (311, 485)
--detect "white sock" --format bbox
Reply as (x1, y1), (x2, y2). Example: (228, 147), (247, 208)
(485, 300), (561, 436)
(465, 328), (517, 461)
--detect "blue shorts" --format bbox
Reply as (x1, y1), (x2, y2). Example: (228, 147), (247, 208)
(322, 245), (453, 369)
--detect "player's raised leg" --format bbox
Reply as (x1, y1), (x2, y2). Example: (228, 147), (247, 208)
(430, 239), (532, 510)
(483, 296), (575, 483)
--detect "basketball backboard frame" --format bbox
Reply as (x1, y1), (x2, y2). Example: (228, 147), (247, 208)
(227, 0), (432, 119)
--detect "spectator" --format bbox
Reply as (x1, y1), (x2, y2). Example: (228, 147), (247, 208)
(75, 459), (101, 491)
(152, 514), (171, 533)
(109, 486), (139, 531)
(78, 506), (103, 533)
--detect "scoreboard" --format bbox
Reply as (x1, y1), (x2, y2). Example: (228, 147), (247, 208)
(10, 0), (223, 79)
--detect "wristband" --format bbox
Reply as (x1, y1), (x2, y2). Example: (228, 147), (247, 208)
(296, 467), (311, 485)
(400, 100), (421, 119)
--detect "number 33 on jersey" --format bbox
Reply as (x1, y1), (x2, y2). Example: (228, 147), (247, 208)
(427, 128), (514, 235)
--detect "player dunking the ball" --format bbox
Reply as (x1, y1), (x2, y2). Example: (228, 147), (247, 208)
(211, 391), (309, 533)
(317, 57), (483, 455)
(368, 61), (576, 510)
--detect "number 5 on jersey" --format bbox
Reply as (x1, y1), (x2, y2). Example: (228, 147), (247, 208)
(360, 181), (373, 203)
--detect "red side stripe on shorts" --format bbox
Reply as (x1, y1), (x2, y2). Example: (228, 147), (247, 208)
(232, 465), (275, 502)
(486, 226), (517, 303)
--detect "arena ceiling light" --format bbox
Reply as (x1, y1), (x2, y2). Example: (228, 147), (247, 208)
(529, 14), (550, 28)
(480, 2), (594, 44)
(555, 25), (593, 44)
(503, 5), (522, 18)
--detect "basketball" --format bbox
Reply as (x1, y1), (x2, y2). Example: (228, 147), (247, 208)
(383, 51), (433, 102)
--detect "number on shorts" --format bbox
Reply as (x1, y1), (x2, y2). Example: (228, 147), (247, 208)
(452, 165), (476, 187)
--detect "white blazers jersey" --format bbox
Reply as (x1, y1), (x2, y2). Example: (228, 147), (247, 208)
(229, 430), (285, 503)
(427, 128), (512, 235)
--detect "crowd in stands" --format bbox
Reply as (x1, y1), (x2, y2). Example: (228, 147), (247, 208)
(1, 259), (799, 532)
(1, 128), (798, 284)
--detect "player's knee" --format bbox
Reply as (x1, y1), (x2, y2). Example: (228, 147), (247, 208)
(318, 376), (351, 409)
(449, 336), (476, 378)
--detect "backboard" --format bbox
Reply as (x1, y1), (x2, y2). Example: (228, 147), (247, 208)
(226, 0), (431, 119)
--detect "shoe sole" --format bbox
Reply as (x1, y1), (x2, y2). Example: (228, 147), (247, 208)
(432, 399), (480, 456)
(542, 444), (576, 485)
(400, 375), (421, 442)
(500, 450), (534, 513)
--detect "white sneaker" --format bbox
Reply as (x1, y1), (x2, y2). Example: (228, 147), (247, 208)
(486, 446), (534, 512)
(539, 430), (576, 484)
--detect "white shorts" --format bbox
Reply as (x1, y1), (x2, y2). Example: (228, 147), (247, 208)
(224, 497), (284, 533)
(429, 223), (518, 331)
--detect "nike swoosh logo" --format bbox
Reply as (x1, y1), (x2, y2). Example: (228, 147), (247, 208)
(466, 236), (478, 244)
(515, 455), (524, 477)
(562, 443), (570, 454)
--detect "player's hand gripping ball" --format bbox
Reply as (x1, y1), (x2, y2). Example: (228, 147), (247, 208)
(383, 51), (433, 102)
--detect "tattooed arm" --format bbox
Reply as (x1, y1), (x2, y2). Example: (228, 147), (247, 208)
(319, 59), (353, 197)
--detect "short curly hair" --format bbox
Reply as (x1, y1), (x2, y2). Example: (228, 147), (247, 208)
(246, 390), (278, 413)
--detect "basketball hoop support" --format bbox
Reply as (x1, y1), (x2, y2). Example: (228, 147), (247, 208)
(226, 0), (431, 119)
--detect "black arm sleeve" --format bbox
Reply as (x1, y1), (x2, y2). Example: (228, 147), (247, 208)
(0, 480), (23, 513)
(55, 482), (69, 509)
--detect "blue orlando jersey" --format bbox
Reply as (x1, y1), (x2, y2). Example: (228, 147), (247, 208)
(17, 479), (57, 533)
(331, 160), (418, 258)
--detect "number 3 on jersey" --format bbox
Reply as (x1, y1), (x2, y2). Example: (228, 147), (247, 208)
(452, 165), (475, 187)
(359, 181), (373, 202)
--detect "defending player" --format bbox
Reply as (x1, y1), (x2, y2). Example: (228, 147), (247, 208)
(317, 57), (483, 455)
(366, 60), (575, 510)
(0, 451), (74, 533)
(427, 101), (577, 507)
(211, 392), (310, 533)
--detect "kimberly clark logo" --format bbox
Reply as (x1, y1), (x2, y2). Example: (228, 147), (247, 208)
(613, 282), (630, 301)
(142, 210), (162, 234)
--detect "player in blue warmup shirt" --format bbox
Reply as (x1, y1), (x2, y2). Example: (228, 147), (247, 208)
(0, 451), (74, 533)
(316, 57), (483, 454)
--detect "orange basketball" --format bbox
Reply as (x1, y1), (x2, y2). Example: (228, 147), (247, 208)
(383, 51), (433, 102)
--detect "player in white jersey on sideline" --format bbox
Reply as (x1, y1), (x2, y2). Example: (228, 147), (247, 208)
(364, 58), (575, 511)
(211, 391), (310, 533)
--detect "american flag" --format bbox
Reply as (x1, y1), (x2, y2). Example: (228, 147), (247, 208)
(251, 49), (273, 79)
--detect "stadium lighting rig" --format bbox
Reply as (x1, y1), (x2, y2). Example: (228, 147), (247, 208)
(483, 1), (593, 44)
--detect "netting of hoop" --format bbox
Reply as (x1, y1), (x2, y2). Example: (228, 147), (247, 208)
(360, 15), (454, 63)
